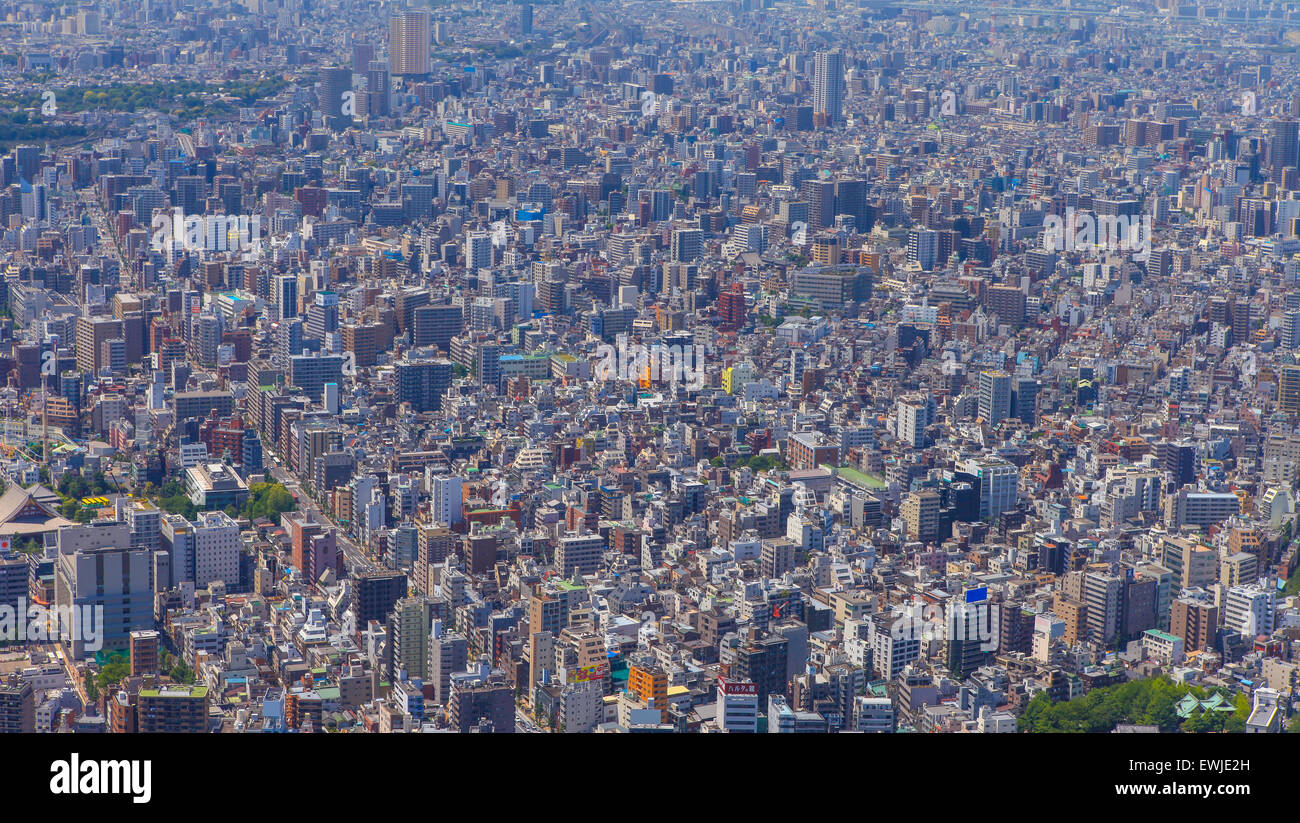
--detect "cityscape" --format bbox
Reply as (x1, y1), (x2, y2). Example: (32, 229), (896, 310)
(0, 0), (1298, 742)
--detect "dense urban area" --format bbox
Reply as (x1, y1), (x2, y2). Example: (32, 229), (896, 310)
(0, 0), (1298, 736)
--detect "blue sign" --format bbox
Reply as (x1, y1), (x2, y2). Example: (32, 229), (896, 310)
(965, 587), (988, 604)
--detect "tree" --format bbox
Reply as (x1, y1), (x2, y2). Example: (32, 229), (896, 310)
(1285, 564), (1300, 598)
(97, 658), (130, 692)
(241, 482), (295, 521)
(1223, 694), (1250, 734)
(169, 660), (196, 685)
(1020, 677), (1227, 734)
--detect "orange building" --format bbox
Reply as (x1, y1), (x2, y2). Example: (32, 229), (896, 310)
(627, 664), (668, 722)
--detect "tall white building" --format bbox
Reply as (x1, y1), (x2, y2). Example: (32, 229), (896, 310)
(465, 231), (493, 271)
(431, 476), (464, 527)
(812, 50), (845, 125)
(894, 395), (935, 448)
(558, 680), (604, 733)
(960, 457), (1019, 519)
(1224, 585), (1275, 638)
(192, 510), (241, 588)
(389, 10), (431, 76)
(715, 677), (759, 733)
(871, 613), (921, 680)
(853, 696), (895, 732)
(977, 370), (1012, 425)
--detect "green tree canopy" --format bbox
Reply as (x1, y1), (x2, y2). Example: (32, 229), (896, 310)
(1018, 676), (1242, 734)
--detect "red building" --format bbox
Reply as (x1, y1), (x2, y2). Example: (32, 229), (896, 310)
(199, 413), (249, 466)
(718, 282), (746, 331)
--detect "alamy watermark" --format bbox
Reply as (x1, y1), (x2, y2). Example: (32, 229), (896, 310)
(1042, 207), (1151, 262)
(641, 90), (673, 117)
(152, 208), (262, 254)
(50, 754), (151, 804)
(595, 333), (706, 390)
(0, 598), (103, 651)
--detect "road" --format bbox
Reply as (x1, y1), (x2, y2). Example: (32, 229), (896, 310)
(77, 186), (132, 275)
(516, 707), (542, 733)
(38, 641), (89, 708)
(267, 462), (378, 574)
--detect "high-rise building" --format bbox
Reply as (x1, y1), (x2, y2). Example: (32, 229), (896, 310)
(946, 599), (994, 677)
(715, 677), (759, 733)
(389, 597), (433, 681)
(191, 510), (241, 589)
(907, 229), (938, 270)
(129, 630), (161, 676)
(429, 623), (469, 701)
(448, 661), (514, 732)
(1282, 309), (1300, 350)
(390, 10), (432, 76)
(120, 499), (161, 585)
(288, 353), (347, 401)
(318, 66), (353, 129)
(76, 315), (123, 376)
(137, 685), (209, 733)
(978, 370), (1012, 425)
(53, 521), (152, 658)
(465, 231), (494, 270)
(901, 490), (942, 542)
(987, 285), (1027, 327)
(0, 676), (35, 733)
(834, 178), (870, 233)
(556, 532), (604, 578)
(1280, 365), (1300, 415)
(395, 358), (453, 412)
(959, 457), (1019, 519)
(1170, 598), (1218, 652)
(412, 304), (463, 351)
(1082, 572), (1124, 645)
(1012, 376), (1039, 423)
(800, 179), (837, 230)
(431, 475), (464, 528)
(895, 394), (934, 448)
(671, 228), (703, 262)
(1224, 585), (1275, 638)
(628, 663), (670, 722)
(1269, 119), (1299, 183)
(353, 571), (407, 629)
(365, 60), (391, 117)
(813, 50), (845, 126)
(733, 632), (790, 702)
(275, 275), (299, 322)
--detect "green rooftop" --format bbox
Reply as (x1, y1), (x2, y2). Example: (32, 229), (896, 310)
(1144, 629), (1181, 643)
(140, 685), (208, 699)
(829, 464), (887, 489)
